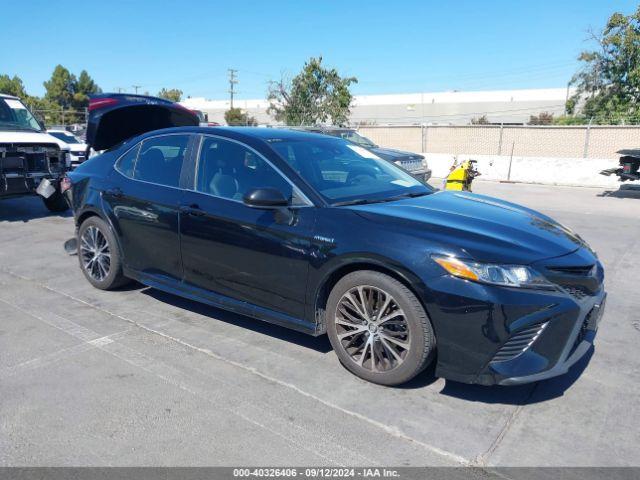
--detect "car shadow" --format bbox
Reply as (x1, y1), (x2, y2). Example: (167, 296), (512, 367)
(141, 288), (333, 354)
(137, 285), (595, 399)
(597, 184), (640, 198)
(0, 196), (73, 222)
(395, 361), (440, 389)
(438, 347), (594, 405)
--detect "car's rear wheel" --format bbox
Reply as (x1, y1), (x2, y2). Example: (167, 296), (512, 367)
(42, 191), (69, 212)
(326, 270), (435, 386)
(78, 216), (130, 290)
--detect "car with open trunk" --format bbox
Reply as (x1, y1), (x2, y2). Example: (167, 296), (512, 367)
(65, 93), (606, 386)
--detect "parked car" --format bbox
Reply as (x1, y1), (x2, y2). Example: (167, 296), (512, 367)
(48, 128), (88, 167)
(189, 108), (220, 127)
(0, 93), (70, 211)
(297, 126), (431, 183)
(66, 93), (605, 386)
(601, 149), (640, 182)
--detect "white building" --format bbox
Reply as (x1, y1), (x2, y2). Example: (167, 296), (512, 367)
(180, 87), (573, 126)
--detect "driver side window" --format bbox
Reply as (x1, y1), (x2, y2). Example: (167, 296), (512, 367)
(195, 137), (307, 206)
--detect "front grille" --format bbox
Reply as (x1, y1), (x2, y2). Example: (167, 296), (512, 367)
(0, 143), (62, 173)
(544, 262), (601, 299)
(547, 265), (595, 276)
(491, 321), (548, 363)
(399, 160), (423, 172)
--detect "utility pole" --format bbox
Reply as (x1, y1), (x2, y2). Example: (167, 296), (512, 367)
(132, 85), (142, 94)
(115, 87), (124, 93)
(228, 69), (238, 109)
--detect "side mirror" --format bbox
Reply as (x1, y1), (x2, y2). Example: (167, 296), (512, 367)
(243, 187), (289, 209)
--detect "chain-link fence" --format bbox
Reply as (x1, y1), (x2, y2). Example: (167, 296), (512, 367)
(33, 109), (88, 129)
(358, 125), (640, 160)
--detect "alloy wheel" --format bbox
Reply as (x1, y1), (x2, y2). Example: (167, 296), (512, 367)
(335, 285), (410, 372)
(80, 226), (111, 282)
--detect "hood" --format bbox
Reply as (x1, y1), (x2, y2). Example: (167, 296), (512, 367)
(86, 93), (199, 151)
(350, 191), (585, 265)
(67, 143), (87, 153)
(370, 147), (424, 161)
(0, 131), (70, 151)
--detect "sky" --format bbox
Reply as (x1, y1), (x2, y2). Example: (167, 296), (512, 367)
(1, 0), (638, 100)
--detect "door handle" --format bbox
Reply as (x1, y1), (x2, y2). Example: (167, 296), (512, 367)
(105, 187), (123, 198)
(180, 204), (206, 217)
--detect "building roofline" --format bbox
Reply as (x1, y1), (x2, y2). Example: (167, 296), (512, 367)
(180, 87), (574, 110)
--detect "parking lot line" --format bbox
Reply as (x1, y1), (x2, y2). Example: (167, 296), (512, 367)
(0, 267), (466, 466)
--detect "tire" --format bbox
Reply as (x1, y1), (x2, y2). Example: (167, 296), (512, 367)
(326, 270), (435, 386)
(78, 216), (130, 290)
(43, 191), (69, 212)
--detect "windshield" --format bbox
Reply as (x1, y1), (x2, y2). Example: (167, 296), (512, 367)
(336, 131), (377, 148)
(0, 98), (43, 132)
(49, 131), (80, 144)
(268, 136), (432, 205)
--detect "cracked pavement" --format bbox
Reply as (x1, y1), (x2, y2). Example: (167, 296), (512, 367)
(1, 180), (639, 467)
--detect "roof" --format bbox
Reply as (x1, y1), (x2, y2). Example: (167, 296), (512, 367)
(180, 87), (575, 126)
(0, 93), (19, 100)
(202, 126), (334, 141)
(180, 88), (574, 111)
(137, 126), (338, 144)
(352, 88), (573, 107)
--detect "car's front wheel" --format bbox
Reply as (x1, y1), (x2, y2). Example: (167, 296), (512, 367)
(326, 270), (435, 386)
(78, 216), (130, 290)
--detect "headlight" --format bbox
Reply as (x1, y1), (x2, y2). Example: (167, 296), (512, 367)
(432, 255), (554, 289)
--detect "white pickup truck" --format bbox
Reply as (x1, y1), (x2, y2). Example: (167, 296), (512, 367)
(0, 93), (71, 211)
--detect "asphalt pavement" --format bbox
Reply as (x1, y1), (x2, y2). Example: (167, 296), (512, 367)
(1, 180), (638, 467)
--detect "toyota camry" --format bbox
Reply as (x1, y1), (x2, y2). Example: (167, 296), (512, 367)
(64, 94), (606, 386)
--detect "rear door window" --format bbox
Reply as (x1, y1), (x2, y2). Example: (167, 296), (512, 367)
(116, 144), (140, 178)
(134, 134), (190, 188)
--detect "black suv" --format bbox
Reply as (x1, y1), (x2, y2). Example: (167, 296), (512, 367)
(295, 126), (431, 183)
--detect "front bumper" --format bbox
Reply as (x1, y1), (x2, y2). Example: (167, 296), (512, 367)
(424, 257), (605, 386)
(0, 172), (63, 199)
(495, 292), (605, 385)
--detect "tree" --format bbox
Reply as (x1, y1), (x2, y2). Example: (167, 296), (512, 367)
(157, 88), (182, 102)
(568, 6), (640, 124)
(267, 56), (357, 126)
(552, 114), (589, 125)
(43, 65), (76, 109)
(42, 65), (82, 124)
(470, 115), (490, 125)
(0, 74), (27, 97)
(72, 70), (101, 111)
(528, 112), (554, 125)
(1, 67), (101, 126)
(27, 97), (63, 125)
(224, 107), (257, 126)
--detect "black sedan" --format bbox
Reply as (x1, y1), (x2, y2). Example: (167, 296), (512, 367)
(65, 94), (606, 386)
